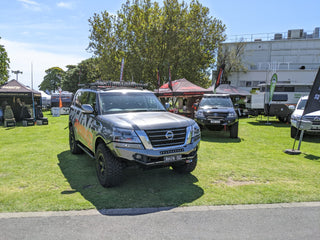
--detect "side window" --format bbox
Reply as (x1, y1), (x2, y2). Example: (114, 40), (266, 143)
(88, 92), (97, 112)
(74, 91), (89, 108)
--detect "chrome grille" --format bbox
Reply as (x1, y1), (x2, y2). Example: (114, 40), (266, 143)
(304, 116), (320, 125)
(145, 127), (186, 148)
(205, 112), (228, 119)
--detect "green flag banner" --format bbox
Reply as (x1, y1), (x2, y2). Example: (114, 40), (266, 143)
(269, 73), (278, 104)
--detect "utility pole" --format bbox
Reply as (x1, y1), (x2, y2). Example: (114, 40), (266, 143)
(11, 70), (23, 81)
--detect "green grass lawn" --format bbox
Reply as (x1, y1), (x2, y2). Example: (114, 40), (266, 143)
(0, 113), (319, 212)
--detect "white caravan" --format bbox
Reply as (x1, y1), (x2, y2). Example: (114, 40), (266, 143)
(246, 82), (312, 122)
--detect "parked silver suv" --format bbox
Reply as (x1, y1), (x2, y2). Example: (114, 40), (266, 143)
(69, 82), (201, 187)
(290, 95), (320, 138)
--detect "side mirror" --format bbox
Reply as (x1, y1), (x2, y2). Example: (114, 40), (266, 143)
(81, 104), (94, 114)
(288, 105), (295, 111)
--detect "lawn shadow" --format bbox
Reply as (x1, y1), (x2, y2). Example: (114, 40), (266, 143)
(247, 120), (290, 128)
(303, 153), (320, 161)
(201, 130), (242, 143)
(57, 151), (204, 215)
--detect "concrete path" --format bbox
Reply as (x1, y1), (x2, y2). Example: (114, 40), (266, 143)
(1, 202), (320, 240)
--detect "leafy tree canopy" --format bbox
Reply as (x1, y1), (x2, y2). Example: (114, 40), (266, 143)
(88, 0), (226, 89)
(0, 37), (10, 85)
(39, 67), (64, 93)
(61, 58), (102, 93)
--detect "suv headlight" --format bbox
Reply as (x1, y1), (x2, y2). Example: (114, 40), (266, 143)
(228, 111), (237, 118)
(113, 127), (141, 143)
(195, 110), (205, 118)
(187, 123), (201, 143)
(291, 114), (300, 121)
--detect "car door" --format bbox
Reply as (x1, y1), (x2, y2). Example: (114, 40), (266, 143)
(72, 91), (91, 147)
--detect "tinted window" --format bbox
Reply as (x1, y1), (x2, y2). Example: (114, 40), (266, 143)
(88, 92), (97, 112)
(297, 99), (307, 110)
(272, 94), (288, 101)
(199, 97), (233, 108)
(99, 92), (165, 114)
(74, 91), (90, 108)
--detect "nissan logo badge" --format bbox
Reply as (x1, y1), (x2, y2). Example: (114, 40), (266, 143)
(165, 131), (174, 140)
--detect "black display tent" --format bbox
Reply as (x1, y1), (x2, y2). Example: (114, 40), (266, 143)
(0, 79), (41, 121)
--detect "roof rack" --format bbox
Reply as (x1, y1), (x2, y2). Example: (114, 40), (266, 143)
(78, 81), (148, 89)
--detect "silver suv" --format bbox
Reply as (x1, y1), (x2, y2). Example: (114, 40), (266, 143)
(69, 82), (201, 187)
(290, 95), (320, 138)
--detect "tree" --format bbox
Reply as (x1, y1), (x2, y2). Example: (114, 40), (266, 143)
(61, 58), (102, 93)
(38, 67), (64, 92)
(0, 37), (10, 85)
(215, 40), (247, 84)
(88, 0), (226, 89)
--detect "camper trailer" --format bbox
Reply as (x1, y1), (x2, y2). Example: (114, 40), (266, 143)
(246, 82), (312, 122)
(51, 91), (73, 115)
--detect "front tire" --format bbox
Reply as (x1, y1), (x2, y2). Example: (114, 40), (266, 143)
(172, 155), (197, 173)
(95, 143), (123, 187)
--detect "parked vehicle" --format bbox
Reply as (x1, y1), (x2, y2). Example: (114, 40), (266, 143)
(290, 95), (320, 138)
(69, 81), (201, 187)
(246, 82), (312, 122)
(195, 94), (239, 138)
(51, 91), (73, 114)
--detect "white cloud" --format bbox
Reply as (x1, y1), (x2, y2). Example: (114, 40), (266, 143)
(18, 0), (39, 5)
(57, 2), (73, 9)
(18, 0), (41, 11)
(1, 38), (87, 90)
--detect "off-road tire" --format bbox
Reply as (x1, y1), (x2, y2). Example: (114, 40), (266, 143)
(230, 122), (239, 138)
(95, 143), (123, 187)
(172, 155), (197, 173)
(69, 126), (83, 154)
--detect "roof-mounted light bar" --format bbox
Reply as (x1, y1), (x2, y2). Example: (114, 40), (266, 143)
(78, 81), (148, 89)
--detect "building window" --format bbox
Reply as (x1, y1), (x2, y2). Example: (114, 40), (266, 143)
(239, 81), (246, 87)
(252, 81), (260, 87)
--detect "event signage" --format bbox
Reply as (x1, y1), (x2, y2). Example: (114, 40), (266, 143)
(303, 67), (320, 116)
(269, 73), (278, 104)
(213, 63), (225, 93)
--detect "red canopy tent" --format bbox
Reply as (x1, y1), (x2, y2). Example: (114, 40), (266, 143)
(156, 78), (213, 97)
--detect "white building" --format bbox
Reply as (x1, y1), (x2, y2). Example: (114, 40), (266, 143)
(225, 27), (320, 91)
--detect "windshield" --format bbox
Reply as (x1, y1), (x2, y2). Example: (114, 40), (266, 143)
(297, 99), (307, 110)
(199, 97), (233, 108)
(99, 91), (166, 114)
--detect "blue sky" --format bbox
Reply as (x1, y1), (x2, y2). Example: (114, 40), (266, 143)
(0, 0), (319, 89)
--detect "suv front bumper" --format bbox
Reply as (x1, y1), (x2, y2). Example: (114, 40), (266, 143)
(291, 119), (320, 133)
(196, 117), (238, 127)
(109, 139), (200, 166)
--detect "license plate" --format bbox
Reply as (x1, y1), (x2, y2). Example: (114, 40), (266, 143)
(164, 155), (182, 162)
(210, 120), (220, 124)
